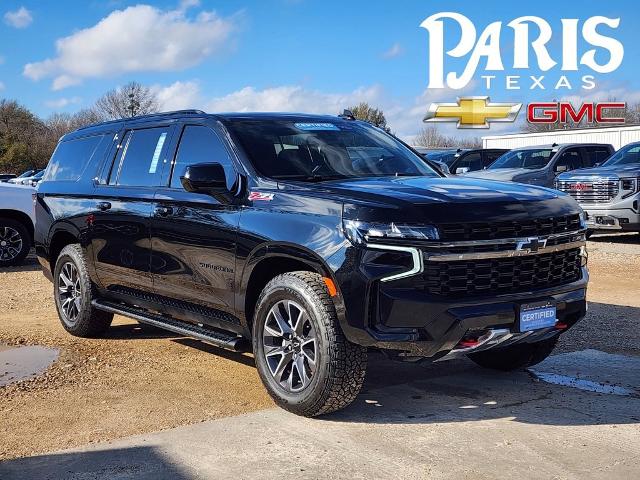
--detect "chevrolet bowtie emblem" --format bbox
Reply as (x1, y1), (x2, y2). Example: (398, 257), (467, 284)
(424, 96), (522, 129)
(516, 237), (548, 253)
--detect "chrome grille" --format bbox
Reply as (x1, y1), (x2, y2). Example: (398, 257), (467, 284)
(556, 179), (619, 204)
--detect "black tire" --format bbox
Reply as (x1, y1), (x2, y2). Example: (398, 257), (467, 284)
(53, 244), (113, 337)
(252, 271), (367, 417)
(0, 218), (31, 267)
(468, 336), (559, 371)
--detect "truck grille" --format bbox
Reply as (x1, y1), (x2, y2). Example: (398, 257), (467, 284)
(423, 248), (582, 297)
(556, 179), (619, 204)
(438, 214), (582, 241)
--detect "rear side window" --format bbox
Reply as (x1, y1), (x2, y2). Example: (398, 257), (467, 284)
(45, 134), (107, 182)
(110, 127), (170, 187)
(171, 125), (235, 189)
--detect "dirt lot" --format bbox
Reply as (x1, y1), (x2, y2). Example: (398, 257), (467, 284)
(1, 232), (639, 461)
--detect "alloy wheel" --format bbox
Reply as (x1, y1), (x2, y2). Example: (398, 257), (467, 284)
(262, 299), (318, 393)
(58, 261), (82, 324)
(0, 226), (23, 262)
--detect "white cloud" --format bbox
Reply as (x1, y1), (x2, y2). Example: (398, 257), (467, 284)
(44, 97), (82, 109)
(0, 82), (5, 92)
(382, 43), (403, 59)
(150, 80), (495, 140)
(4, 7), (32, 28)
(560, 86), (640, 105)
(154, 81), (202, 111)
(24, 3), (240, 90)
(206, 85), (385, 115)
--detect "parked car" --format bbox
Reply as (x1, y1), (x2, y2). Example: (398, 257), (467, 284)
(466, 143), (614, 188)
(415, 148), (509, 175)
(35, 110), (588, 417)
(20, 170), (44, 186)
(0, 174), (17, 183)
(556, 141), (640, 233)
(0, 182), (36, 266)
(410, 147), (450, 176)
(7, 169), (41, 184)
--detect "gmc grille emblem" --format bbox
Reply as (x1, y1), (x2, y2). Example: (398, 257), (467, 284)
(516, 237), (548, 253)
(570, 182), (591, 191)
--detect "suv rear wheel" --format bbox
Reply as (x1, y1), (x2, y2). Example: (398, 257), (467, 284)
(0, 218), (31, 267)
(54, 244), (113, 337)
(252, 271), (367, 417)
(468, 336), (559, 371)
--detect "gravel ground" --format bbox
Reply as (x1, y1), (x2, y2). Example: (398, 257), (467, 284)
(1, 233), (639, 460)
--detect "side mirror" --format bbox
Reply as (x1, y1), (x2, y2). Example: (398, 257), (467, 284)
(594, 162), (602, 167)
(181, 163), (228, 194)
(455, 167), (470, 174)
(554, 165), (568, 174)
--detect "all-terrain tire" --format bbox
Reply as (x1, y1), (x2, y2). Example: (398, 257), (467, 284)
(252, 271), (367, 417)
(53, 244), (113, 337)
(468, 336), (559, 371)
(0, 218), (31, 267)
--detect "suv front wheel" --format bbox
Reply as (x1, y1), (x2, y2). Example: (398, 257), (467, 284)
(54, 244), (113, 337)
(252, 271), (367, 417)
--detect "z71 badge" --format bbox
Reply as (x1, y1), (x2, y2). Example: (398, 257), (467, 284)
(248, 192), (275, 201)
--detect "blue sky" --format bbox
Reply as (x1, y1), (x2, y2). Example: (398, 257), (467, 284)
(0, 0), (638, 138)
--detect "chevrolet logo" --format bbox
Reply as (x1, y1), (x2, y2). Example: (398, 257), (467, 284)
(424, 96), (522, 129)
(516, 237), (548, 253)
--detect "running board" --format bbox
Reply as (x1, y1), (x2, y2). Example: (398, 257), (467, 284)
(92, 299), (250, 353)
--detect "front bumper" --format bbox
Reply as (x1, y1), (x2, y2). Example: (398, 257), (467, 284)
(583, 208), (640, 232)
(346, 273), (587, 358)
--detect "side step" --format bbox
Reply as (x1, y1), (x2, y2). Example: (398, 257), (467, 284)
(92, 299), (250, 353)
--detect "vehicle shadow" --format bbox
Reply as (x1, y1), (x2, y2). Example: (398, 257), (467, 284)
(325, 347), (639, 427)
(104, 323), (179, 340)
(0, 446), (192, 480)
(171, 337), (256, 367)
(1, 254), (42, 273)
(588, 232), (639, 244)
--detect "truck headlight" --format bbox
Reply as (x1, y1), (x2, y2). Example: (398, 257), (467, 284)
(621, 177), (638, 198)
(343, 220), (439, 245)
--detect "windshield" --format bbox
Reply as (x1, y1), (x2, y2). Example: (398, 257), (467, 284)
(603, 144), (640, 166)
(225, 120), (439, 181)
(489, 148), (555, 170)
(425, 151), (457, 166)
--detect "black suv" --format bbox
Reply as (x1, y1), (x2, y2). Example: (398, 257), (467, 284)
(35, 110), (588, 416)
(420, 148), (509, 174)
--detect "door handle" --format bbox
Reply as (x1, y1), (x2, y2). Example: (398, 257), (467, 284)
(96, 201), (111, 211)
(154, 206), (173, 217)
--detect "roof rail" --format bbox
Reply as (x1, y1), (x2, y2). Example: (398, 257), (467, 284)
(74, 109), (207, 132)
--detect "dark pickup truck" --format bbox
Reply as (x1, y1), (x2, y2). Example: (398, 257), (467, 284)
(35, 110), (589, 416)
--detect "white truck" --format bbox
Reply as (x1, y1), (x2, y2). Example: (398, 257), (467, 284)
(0, 182), (35, 267)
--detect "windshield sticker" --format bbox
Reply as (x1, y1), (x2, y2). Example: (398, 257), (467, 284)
(149, 132), (167, 174)
(249, 191), (275, 201)
(294, 122), (340, 131)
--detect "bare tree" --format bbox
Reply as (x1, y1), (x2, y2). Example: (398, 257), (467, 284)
(346, 102), (391, 132)
(414, 125), (481, 148)
(93, 81), (159, 120)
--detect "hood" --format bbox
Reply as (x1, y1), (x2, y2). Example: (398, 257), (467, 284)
(558, 163), (640, 180)
(277, 175), (579, 225)
(464, 168), (536, 181)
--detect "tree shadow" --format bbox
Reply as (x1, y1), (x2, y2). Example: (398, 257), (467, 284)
(0, 446), (192, 480)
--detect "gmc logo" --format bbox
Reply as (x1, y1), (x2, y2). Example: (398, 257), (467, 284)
(527, 102), (626, 124)
(570, 182), (592, 191)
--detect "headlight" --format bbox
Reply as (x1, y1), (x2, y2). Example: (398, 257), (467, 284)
(343, 220), (439, 245)
(621, 177), (639, 198)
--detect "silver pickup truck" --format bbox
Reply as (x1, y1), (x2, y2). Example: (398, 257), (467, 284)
(555, 141), (640, 233)
(0, 182), (35, 266)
